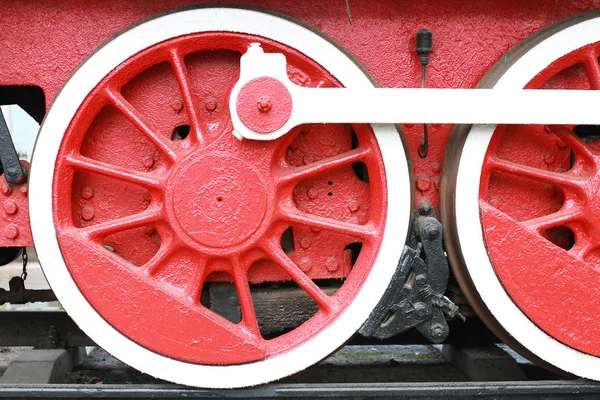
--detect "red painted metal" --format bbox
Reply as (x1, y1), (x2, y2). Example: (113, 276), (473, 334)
(1, 1), (599, 247)
(480, 42), (600, 356)
(51, 32), (386, 364)
(237, 77), (293, 133)
(0, 162), (31, 247)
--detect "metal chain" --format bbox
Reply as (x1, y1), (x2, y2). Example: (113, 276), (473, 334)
(20, 247), (28, 281)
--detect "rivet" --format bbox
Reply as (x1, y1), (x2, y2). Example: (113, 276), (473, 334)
(171, 99), (184, 114)
(325, 257), (339, 272)
(307, 187), (318, 200)
(3, 200), (17, 215)
(543, 152), (555, 165)
(416, 177), (431, 192)
(20, 185), (27, 194)
(81, 186), (94, 200)
(348, 200), (360, 213)
(432, 162), (441, 174)
(81, 206), (95, 221)
(303, 154), (314, 165)
(1, 183), (12, 196)
(311, 226), (322, 233)
(204, 97), (218, 112)
(5, 225), (18, 240)
(143, 156), (155, 169)
(299, 257), (312, 272)
(257, 95), (272, 112)
(300, 237), (311, 249)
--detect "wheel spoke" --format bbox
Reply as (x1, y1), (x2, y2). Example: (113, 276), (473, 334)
(104, 88), (177, 162)
(66, 154), (163, 189)
(231, 257), (261, 336)
(546, 125), (595, 161)
(143, 239), (178, 276)
(522, 207), (582, 233)
(263, 241), (333, 312)
(185, 257), (208, 304)
(78, 208), (163, 239)
(487, 155), (582, 191)
(279, 206), (374, 240)
(277, 147), (371, 186)
(168, 48), (204, 146)
(583, 48), (600, 90)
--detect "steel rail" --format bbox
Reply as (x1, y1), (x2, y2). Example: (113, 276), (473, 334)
(0, 381), (598, 399)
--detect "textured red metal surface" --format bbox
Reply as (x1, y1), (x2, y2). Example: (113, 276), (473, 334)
(480, 42), (600, 356)
(0, 162), (31, 247)
(237, 77), (293, 133)
(51, 32), (386, 364)
(1, 1), (599, 218)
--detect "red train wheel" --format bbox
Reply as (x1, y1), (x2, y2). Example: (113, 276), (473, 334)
(442, 11), (600, 379)
(29, 7), (411, 387)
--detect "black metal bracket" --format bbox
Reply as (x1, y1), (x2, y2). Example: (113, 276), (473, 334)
(360, 202), (460, 343)
(0, 108), (26, 184)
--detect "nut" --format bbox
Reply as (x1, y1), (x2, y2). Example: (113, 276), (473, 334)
(3, 200), (17, 215)
(300, 237), (311, 249)
(414, 302), (428, 318)
(325, 257), (339, 272)
(5, 225), (18, 240)
(298, 257), (312, 272)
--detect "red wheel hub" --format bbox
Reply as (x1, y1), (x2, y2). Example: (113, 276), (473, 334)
(170, 153), (268, 249)
(480, 42), (600, 356)
(52, 32), (387, 364)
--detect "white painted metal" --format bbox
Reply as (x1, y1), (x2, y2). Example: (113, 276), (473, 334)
(454, 16), (600, 379)
(28, 7), (411, 388)
(231, 44), (600, 141)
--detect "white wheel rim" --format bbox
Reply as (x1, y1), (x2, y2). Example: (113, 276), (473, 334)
(29, 7), (410, 388)
(455, 16), (600, 379)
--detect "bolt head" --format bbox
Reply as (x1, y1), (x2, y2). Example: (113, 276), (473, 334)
(3, 200), (17, 215)
(204, 97), (218, 112)
(1, 183), (11, 196)
(143, 156), (156, 169)
(325, 257), (339, 272)
(300, 237), (311, 249)
(257, 95), (272, 112)
(81, 206), (95, 221)
(307, 187), (319, 200)
(417, 177), (431, 192)
(414, 302), (428, 318)
(415, 274), (427, 286)
(348, 200), (360, 213)
(299, 257), (312, 272)
(5, 225), (18, 240)
(430, 323), (447, 340)
(81, 186), (94, 200)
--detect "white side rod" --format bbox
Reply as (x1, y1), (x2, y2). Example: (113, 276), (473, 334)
(230, 44), (600, 141)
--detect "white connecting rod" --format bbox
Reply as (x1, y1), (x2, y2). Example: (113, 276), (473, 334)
(230, 44), (600, 141)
